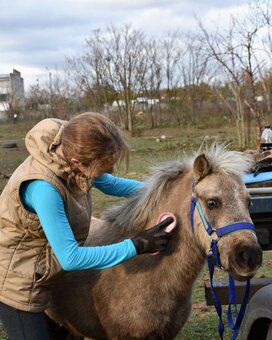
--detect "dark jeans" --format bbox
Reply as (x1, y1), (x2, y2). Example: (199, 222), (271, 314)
(0, 302), (49, 340)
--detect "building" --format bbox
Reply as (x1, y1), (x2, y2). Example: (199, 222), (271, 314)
(0, 69), (25, 112)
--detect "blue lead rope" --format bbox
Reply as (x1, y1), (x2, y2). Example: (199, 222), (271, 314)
(227, 276), (250, 339)
(207, 254), (225, 339)
(207, 253), (251, 340)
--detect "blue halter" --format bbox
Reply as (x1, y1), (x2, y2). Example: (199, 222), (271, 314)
(190, 183), (256, 340)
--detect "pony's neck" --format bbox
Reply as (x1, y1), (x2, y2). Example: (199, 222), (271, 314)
(173, 170), (207, 286)
(143, 170), (206, 292)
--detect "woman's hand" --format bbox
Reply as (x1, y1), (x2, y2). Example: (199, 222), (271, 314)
(131, 217), (175, 254)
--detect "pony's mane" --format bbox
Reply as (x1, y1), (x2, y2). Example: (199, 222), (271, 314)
(102, 144), (253, 233)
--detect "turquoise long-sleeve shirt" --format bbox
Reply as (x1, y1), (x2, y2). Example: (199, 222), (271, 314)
(19, 174), (143, 271)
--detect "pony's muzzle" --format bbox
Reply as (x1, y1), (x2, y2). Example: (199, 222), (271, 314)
(231, 244), (262, 280)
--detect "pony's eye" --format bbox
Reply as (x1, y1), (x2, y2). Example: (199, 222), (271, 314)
(207, 200), (217, 208)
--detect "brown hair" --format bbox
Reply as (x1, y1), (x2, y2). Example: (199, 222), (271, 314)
(62, 112), (128, 179)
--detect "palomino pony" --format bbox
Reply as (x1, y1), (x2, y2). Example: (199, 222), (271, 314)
(47, 144), (262, 339)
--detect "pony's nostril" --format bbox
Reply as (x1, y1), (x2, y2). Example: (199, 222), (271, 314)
(235, 245), (263, 270)
(236, 249), (249, 266)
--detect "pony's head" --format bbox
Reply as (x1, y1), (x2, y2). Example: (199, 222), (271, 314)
(191, 144), (262, 280)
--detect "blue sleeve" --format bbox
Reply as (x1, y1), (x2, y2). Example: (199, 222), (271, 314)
(20, 180), (137, 271)
(94, 173), (144, 197)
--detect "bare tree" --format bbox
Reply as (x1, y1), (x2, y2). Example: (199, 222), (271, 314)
(257, 0), (272, 117)
(26, 68), (80, 119)
(197, 4), (265, 149)
(102, 24), (150, 130)
(66, 25), (151, 131)
(140, 38), (163, 128)
(180, 32), (211, 120)
(66, 29), (110, 112)
(160, 31), (182, 107)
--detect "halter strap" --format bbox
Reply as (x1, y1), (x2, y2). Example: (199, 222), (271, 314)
(215, 222), (256, 238)
(190, 197), (214, 235)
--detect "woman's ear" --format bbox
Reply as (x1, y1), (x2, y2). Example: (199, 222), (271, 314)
(70, 158), (80, 166)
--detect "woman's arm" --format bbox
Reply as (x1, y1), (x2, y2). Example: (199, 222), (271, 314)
(94, 173), (144, 197)
(20, 180), (137, 271)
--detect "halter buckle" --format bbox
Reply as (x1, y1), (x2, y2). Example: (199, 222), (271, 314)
(205, 248), (213, 257)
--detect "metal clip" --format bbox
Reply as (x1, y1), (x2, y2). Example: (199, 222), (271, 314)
(205, 248), (213, 257)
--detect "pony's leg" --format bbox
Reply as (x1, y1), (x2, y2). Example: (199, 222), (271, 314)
(45, 314), (85, 340)
(45, 314), (70, 340)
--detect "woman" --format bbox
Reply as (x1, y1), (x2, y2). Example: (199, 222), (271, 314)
(0, 112), (174, 340)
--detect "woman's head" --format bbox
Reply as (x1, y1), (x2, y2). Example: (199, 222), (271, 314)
(62, 112), (128, 179)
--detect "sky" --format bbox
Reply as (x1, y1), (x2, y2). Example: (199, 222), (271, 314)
(0, 0), (250, 91)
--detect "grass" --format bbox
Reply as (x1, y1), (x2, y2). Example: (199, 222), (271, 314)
(0, 119), (271, 339)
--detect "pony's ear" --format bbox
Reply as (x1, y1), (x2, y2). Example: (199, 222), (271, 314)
(193, 154), (212, 179)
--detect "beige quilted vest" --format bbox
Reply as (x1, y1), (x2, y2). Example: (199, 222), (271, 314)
(0, 118), (92, 312)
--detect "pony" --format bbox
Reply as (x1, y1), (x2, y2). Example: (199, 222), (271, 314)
(46, 144), (262, 339)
